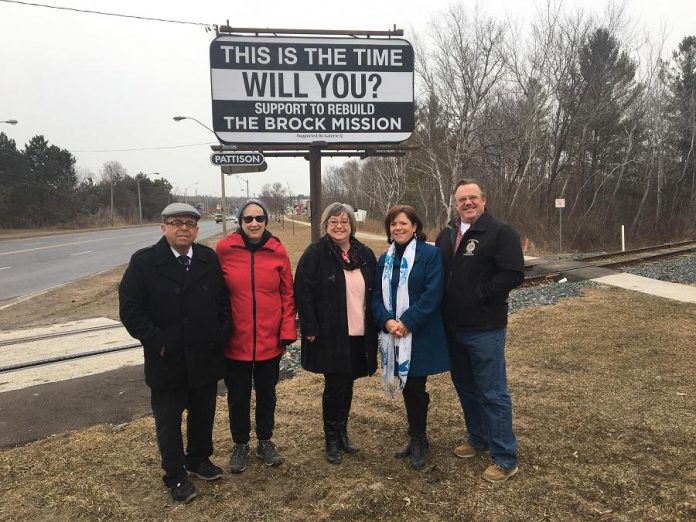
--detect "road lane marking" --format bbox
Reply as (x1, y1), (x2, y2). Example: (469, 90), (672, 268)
(123, 241), (137, 245)
(0, 230), (160, 256)
(0, 224), (218, 257)
(0, 266), (10, 271)
(70, 250), (94, 257)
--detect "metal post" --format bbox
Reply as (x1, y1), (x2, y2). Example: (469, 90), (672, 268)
(559, 207), (563, 252)
(621, 224), (626, 251)
(137, 179), (143, 226)
(309, 145), (322, 242)
(220, 171), (228, 236)
(110, 177), (114, 227)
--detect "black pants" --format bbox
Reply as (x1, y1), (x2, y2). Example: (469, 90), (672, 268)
(322, 372), (354, 427)
(403, 376), (429, 437)
(224, 356), (281, 444)
(150, 381), (218, 484)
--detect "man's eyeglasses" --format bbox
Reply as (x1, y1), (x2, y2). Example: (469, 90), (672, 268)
(166, 220), (198, 229)
(327, 219), (350, 227)
(242, 215), (266, 224)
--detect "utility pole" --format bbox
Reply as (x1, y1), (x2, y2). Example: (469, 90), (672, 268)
(110, 176), (114, 227)
(137, 178), (142, 225)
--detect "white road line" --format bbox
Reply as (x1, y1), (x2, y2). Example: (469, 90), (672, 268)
(0, 231), (157, 257)
(70, 250), (94, 256)
(123, 241), (137, 245)
(0, 266), (11, 271)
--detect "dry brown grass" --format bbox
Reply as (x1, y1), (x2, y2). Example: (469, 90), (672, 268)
(1, 227), (695, 520)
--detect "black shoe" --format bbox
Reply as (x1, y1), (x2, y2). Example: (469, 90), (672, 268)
(338, 427), (359, 454)
(409, 436), (429, 470)
(185, 459), (223, 481)
(229, 443), (250, 474)
(256, 440), (283, 467)
(167, 477), (197, 503)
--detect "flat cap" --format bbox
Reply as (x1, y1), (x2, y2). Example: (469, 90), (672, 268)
(161, 202), (200, 220)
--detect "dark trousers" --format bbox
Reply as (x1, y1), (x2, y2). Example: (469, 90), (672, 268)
(150, 381), (218, 484)
(403, 376), (429, 437)
(224, 356), (281, 444)
(322, 372), (354, 428)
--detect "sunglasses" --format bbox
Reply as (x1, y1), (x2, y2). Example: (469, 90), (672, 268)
(242, 215), (266, 224)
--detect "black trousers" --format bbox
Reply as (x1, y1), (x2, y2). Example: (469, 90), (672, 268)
(224, 356), (281, 444)
(403, 376), (429, 438)
(150, 381), (218, 484)
(322, 372), (354, 426)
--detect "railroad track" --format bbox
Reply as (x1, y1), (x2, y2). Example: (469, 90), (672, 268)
(523, 240), (696, 285)
(0, 320), (142, 392)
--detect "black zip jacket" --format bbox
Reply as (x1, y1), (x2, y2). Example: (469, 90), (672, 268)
(435, 211), (524, 331)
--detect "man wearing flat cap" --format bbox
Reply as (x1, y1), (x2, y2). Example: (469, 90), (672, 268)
(119, 203), (231, 503)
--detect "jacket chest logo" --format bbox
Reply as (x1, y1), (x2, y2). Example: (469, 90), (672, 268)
(463, 239), (478, 256)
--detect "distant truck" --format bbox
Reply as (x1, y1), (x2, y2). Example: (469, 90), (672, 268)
(215, 213), (237, 224)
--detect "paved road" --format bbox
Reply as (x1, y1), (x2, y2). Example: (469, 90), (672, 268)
(0, 221), (229, 303)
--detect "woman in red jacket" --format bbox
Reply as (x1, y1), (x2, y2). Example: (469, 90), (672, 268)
(215, 199), (297, 474)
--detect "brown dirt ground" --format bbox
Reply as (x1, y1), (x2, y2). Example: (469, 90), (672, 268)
(0, 226), (695, 520)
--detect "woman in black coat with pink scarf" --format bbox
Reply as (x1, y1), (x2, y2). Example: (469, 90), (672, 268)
(294, 202), (377, 464)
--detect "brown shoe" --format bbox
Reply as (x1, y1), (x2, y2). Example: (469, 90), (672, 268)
(482, 463), (519, 482)
(453, 442), (481, 459)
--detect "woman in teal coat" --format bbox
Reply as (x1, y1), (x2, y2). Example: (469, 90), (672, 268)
(371, 204), (450, 470)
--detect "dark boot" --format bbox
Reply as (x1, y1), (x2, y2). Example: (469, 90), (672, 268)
(322, 384), (343, 465)
(324, 421), (343, 464)
(409, 436), (428, 470)
(338, 381), (359, 454)
(395, 436), (430, 458)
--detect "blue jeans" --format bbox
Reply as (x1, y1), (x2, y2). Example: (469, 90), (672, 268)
(449, 328), (517, 469)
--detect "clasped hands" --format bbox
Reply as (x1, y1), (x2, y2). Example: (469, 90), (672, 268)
(385, 319), (410, 338)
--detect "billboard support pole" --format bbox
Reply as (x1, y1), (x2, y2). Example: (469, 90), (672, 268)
(220, 170), (228, 236)
(309, 144), (322, 242)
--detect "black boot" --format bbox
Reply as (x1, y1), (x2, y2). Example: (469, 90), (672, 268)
(338, 381), (359, 454)
(324, 421), (343, 465)
(322, 384), (343, 465)
(395, 436), (429, 458)
(409, 436), (428, 470)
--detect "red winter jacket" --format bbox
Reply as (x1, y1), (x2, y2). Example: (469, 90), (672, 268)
(216, 232), (297, 361)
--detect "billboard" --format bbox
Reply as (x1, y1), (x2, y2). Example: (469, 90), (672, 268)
(210, 36), (414, 145)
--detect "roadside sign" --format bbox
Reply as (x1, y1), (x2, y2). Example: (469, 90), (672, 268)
(209, 36), (414, 144)
(555, 198), (566, 208)
(210, 151), (265, 166)
(221, 161), (268, 175)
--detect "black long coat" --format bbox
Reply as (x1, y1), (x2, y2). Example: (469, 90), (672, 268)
(294, 236), (378, 375)
(119, 236), (232, 390)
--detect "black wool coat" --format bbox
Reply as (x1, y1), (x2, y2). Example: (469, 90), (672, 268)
(294, 235), (378, 375)
(119, 236), (232, 390)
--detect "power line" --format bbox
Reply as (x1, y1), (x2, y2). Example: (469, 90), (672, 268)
(0, 0), (216, 29)
(72, 142), (218, 153)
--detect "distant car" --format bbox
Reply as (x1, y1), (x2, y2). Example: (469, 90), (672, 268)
(230, 216), (238, 223)
(215, 213), (224, 223)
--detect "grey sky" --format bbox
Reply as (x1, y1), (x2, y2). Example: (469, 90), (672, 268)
(1, 0), (693, 200)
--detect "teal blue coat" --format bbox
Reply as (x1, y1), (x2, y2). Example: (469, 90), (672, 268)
(371, 241), (450, 377)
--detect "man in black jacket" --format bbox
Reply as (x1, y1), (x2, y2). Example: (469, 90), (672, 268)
(435, 180), (524, 482)
(119, 203), (231, 502)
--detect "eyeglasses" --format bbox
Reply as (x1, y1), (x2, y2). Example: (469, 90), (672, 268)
(242, 215), (266, 224)
(456, 196), (481, 203)
(327, 219), (350, 227)
(166, 220), (198, 228)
